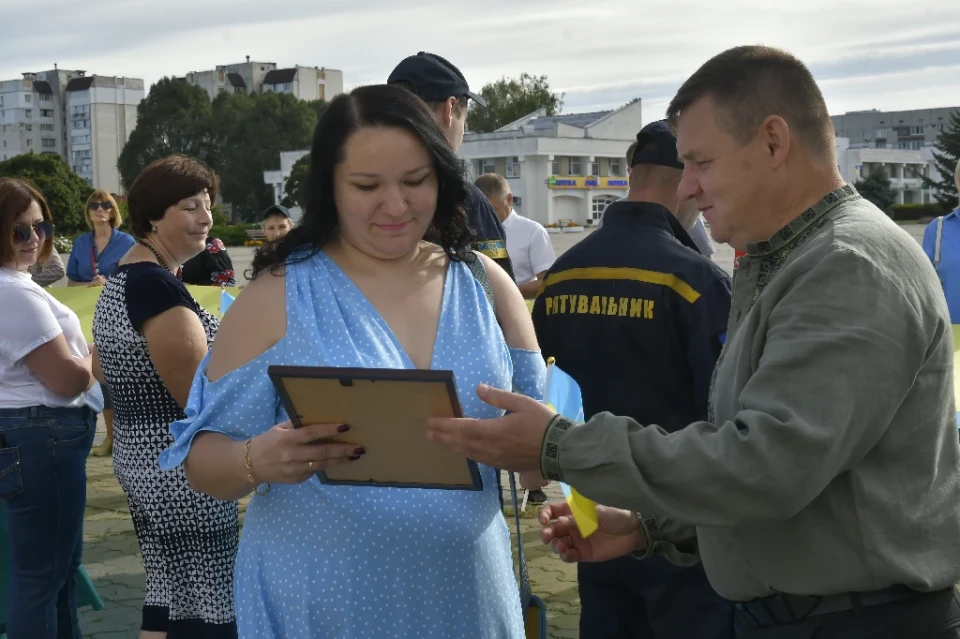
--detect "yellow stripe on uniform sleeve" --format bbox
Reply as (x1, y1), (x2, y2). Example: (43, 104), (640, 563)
(474, 239), (509, 260)
(537, 267), (701, 303)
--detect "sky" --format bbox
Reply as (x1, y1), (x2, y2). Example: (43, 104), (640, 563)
(3, 0), (960, 121)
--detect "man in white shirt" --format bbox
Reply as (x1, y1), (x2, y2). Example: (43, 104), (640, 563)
(475, 173), (556, 299)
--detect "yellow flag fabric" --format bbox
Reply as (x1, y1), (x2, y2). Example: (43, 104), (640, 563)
(47, 285), (242, 342)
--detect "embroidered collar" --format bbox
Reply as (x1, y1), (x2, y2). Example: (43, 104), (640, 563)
(745, 184), (860, 257)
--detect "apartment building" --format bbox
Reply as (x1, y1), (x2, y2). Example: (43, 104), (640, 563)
(831, 107), (959, 204)
(184, 57), (343, 102)
(459, 100), (643, 226)
(0, 68), (143, 193)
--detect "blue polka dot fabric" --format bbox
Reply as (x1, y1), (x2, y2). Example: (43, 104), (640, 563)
(160, 251), (547, 638)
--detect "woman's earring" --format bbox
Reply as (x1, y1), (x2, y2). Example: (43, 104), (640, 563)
(151, 225), (157, 233)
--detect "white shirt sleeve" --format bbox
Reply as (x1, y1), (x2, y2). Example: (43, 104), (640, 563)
(528, 224), (557, 276)
(0, 284), (63, 362)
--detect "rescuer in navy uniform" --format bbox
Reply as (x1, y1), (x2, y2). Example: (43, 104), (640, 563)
(530, 120), (734, 639)
(388, 52), (514, 280)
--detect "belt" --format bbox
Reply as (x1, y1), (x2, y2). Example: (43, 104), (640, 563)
(0, 405), (94, 420)
(735, 585), (930, 627)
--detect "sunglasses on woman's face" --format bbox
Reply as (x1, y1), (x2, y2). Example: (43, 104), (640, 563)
(89, 202), (113, 211)
(13, 221), (54, 244)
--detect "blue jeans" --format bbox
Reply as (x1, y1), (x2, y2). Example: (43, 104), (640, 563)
(0, 405), (96, 639)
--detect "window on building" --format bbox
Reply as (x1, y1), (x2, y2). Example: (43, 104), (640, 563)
(25, 109), (32, 118)
(481, 158), (495, 174)
(505, 157), (521, 178)
(41, 138), (55, 148)
(876, 141), (886, 149)
(913, 126), (924, 135)
(875, 128), (886, 138)
(24, 124), (31, 132)
(551, 159), (560, 175)
(589, 160), (599, 176)
(26, 139), (32, 147)
(569, 158), (582, 175)
(591, 195), (619, 221)
(40, 124), (54, 131)
(39, 93), (51, 102)
(24, 94), (31, 103)
(610, 158), (623, 177)
(40, 109), (53, 117)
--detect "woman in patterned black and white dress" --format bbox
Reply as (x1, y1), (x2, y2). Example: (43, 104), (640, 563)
(92, 155), (238, 639)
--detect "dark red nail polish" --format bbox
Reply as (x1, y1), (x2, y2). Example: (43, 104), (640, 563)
(349, 455), (361, 461)
(354, 447), (365, 456)
(338, 424), (349, 433)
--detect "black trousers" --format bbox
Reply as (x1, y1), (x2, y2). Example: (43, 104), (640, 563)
(579, 556), (734, 639)
(735, 587), (960, 639)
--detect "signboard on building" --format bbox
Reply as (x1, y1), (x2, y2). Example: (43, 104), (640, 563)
(547, 176), (629, 190)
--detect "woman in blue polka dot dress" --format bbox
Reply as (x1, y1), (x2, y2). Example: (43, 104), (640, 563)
(159, 84), (546, 638)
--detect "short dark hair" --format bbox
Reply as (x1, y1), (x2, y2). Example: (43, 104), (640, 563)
(126, 155), (219, 238)
(625, 141), (638, 165)
(666, 45), (834, 158)
(474, 173), (509, 200)
(391, 80), (468, 118)
(251, 84), (475, 278)
(0, 178), (54, 266)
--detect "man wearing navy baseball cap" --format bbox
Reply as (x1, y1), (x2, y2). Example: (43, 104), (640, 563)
(525, 119), (735, 639)
(389, 52), (514, 280)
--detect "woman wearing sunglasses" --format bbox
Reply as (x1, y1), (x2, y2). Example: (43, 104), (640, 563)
(0, 178), (102, 638)
(66, 189), (135, 456)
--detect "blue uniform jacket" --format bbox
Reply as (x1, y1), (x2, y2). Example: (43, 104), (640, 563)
(532, 201), (732, 429)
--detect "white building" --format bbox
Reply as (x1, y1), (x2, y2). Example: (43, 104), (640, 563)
(832, 107), (959, 204)
(263, 149), (309, 221)
(458, 100), (643, 226)
(0, 68), (143, 193)
(835, 137), (930, 205)
(185, 57), (343, 103)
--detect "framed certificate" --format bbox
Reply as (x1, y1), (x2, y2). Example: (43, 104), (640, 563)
(267, 366), (482, 491)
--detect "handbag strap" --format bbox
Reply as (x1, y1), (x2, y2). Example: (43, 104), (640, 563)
(463, 253), (529, 607)
(464, 253), (497, 315)
(935, 216), (945, 269)
(508, 471), (533, 610)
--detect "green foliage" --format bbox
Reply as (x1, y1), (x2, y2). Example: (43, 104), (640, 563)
(923, 108), (960, 212)
(281, 155), (310, 208)
(854, 169), (897, 214)
(119, 81), (320, 222)
(211, 224), (257, 246)
(889, 203), (944, 221)
(306, 99), (328, 124)
(118, 78), (220, 191)
(0, 153), (94, 234)
(212, 91), (318, 221)
(466, 73), (564, 134)
(211, 204), (228, 227)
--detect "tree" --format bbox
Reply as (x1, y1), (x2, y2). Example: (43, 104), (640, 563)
(924, 108), (960, 212)
(0, 153), (93, 234)
(466, 73), (564, 133)
(118, 78), (220, 191)
(214, 91), (318, 220)
(281, 155), (310, 208)
(306, 99), (328, 125)
(855, 168), (897, 214)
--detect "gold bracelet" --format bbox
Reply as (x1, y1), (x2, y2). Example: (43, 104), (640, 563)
(244, 438), (270, 496)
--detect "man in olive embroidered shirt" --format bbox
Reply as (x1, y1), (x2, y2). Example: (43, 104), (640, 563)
(427, 45), (960, 638)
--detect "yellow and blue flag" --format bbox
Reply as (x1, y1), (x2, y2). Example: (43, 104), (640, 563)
(220, 289), (236, 315)
(544, 358), (599, 539)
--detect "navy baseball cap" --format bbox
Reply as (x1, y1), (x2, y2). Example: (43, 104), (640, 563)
(631, 120), (683, 170)
(261, 204), (292, 221)
(388, 52), (487, 107)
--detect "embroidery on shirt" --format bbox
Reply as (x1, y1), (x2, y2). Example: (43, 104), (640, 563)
(747, 185), (860, 301)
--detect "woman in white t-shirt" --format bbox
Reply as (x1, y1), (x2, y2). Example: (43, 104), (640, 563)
(0, 178), (101, 639)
